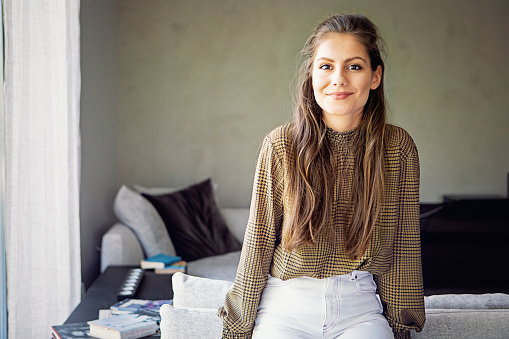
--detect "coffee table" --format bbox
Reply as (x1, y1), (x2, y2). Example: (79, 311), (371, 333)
(64, 265), (173, 337)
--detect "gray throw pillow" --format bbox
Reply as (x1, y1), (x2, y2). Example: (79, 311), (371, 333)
(113, 185), (176, 257)
(132, 184), (180, 196)
(172, 272), (233, 309)
(159, 304), (223, 339)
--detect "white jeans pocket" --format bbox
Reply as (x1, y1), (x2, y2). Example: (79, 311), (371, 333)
(354, 272), (377, 294)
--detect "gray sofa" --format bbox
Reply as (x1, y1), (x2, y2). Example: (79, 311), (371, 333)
(100, 184), (247, 281)
(161, 273), (509, 339)
(101, 184), (509, 339)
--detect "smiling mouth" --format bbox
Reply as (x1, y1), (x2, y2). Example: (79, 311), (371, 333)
(327, 92), (353, 100)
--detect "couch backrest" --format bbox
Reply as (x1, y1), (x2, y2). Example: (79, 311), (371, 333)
(220, 207), (249, 243)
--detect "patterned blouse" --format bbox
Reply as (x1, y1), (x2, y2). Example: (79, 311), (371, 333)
(218, 123), (425, 339)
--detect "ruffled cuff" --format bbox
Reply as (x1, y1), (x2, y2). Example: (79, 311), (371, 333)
(221, 327), (253, 339)
(384, 309), (424, 339)
(393, 329), (411, 339)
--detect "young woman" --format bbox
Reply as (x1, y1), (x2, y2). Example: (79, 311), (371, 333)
(218, 14), (425, 339)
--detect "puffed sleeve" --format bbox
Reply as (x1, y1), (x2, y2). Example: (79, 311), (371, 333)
(217, 134), (285, 338)
(374, 136), (426, 339)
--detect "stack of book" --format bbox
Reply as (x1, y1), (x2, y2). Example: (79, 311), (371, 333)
(51, 298), (172, 339)
(140, 253), (187, 274)
(88, 314), (159, 339)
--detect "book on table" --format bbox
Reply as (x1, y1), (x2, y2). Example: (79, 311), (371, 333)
(52, 299), (172, 339)
(140, 253), (182, 269)
(110, 298), (172, 317)
(154, 260), (187, 274)
(51, 322), (90, 339)
(88, 313), (159, 339)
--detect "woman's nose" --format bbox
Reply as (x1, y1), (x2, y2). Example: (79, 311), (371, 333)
(332, 69), (347, 86)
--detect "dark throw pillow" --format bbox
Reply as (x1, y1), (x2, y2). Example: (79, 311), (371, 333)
(142, 179), (242, 261)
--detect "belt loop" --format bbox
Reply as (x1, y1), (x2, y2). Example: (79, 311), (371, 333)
(350, 271), (357, 281)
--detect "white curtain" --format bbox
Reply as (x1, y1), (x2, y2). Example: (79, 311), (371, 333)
(4, 1), (81, 338)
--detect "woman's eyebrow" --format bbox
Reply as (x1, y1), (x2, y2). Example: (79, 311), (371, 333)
(344, 56), (368, 63)
(315, 56), (368, 63)
(315, 57), (335, 63)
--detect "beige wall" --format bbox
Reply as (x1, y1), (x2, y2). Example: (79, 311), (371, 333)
(116, 0), (509, 206)
(81, 0), (509, 286)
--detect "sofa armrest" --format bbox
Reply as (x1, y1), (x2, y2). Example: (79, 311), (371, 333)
(100, 222), (144, 272)
(412, 309), (509, 339)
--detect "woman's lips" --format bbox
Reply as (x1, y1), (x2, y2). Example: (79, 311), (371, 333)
(327, 92), (353, 100)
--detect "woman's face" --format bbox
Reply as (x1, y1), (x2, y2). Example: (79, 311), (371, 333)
(311, 33), (382, 132)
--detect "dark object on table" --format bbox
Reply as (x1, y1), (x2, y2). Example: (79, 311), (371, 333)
(65, 266), (173, 325)
(117, 268), (144, 301)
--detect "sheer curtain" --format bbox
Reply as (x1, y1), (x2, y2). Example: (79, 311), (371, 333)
(4, 1), (81, 337)
(0, 0), (7, 335)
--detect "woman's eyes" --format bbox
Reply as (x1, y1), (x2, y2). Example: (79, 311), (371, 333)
(348, 64), (363, 70)
(318, 64), (363, 71)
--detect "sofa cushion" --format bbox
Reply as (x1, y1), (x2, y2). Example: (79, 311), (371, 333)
(186, 251), (240, 282)
(220, 208), (249, 243)
(172, 272), (233, 309)
(132, 184), (181, 196)
(113, 185), (176, 257)
(412, 308), (509, 339)
(142, 179), (242, 262)
(159, 304), (222, 339)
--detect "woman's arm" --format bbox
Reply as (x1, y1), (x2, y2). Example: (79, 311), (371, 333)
(218, 134), (285, 339)
(374, 134), (426, 339)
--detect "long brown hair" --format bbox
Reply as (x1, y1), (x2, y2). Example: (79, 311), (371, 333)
(284, 14), (387, 260)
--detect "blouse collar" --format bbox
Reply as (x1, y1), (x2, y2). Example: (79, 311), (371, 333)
(325, 126), (357, 147)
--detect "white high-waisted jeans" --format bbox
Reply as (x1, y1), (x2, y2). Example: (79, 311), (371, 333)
(252, 271), (394, 339)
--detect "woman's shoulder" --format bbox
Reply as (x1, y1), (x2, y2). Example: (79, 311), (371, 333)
(265, 123), (294, 144)
(385, 124), (418, 157)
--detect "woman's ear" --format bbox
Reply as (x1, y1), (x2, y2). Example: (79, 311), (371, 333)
(370, 65), (382, 90)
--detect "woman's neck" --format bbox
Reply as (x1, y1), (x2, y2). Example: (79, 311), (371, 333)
(322, 111), (362, 132)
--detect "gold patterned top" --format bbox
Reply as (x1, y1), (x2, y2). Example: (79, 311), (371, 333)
(218, 123), (425, 339)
